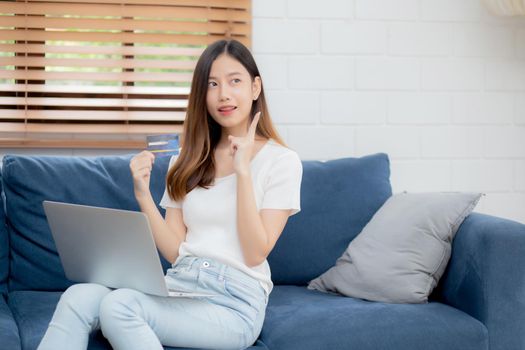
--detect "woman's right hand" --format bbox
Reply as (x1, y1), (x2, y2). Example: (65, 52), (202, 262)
(130, 150), (155, 200)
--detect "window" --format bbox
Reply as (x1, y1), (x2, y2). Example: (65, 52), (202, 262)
(0, 0), (251, 148)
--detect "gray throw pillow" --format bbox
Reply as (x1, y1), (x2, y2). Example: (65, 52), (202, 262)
(307, 191), (483, 304)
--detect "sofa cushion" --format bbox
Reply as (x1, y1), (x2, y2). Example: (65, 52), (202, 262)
(0, 170), (9, 296)
(261, 286), (488, 350)
(8, 290), (120, 350)
(268, 153), (392, 285)
(8, 290), (267, 350)
(0, 295), (21, 350)
(308, 191), (482, 303)
(2, 155), (172, 292)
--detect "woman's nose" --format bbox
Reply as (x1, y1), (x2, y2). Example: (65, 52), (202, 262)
(219, 86), (231, 101)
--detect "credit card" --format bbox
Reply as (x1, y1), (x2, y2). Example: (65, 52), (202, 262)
(146, 133), (180, 157)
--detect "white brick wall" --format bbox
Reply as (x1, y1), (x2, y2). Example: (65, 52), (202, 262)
(517, 160), (525, 191)
(321, 92), (387, 124)
(388, 92), (451, 124)
(253, 19), (319, 54)
(485, 60), (525, 90)
(421, 58), (484, 90)
(322, 22), (387, 54)
(2, 1), (525, 224)
(389, 23), (452, 56)
(288, 56), (354, 89)
(453, 24), (514, 57)
(252, 0), (525, 224)
(355, 126), (420, 158)
(356, 0), (419, 20)
(288, 126), (355, 159)
(517, 93), (525, 124)
(266, 91), (319, 124)
(420, 126), (484, 158)
(451, 160), (514, 191)
(288, 0), (353, 18)
(357, 57), (419, 90)
(420, 0), (490, 21)
(518, 29), (525, 58)
(390, 160), (451, 192)
(452, 92), (514, 124)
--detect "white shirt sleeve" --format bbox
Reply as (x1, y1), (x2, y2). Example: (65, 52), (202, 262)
(159, 155), (182, 209)
(261, 151), (303, 216)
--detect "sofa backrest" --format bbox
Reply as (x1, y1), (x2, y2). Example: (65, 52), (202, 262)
(2, 152), (392, 291)
(2, 154), (171, 292)
(268, 153), (392, 285)
(0, 168), (9, 296)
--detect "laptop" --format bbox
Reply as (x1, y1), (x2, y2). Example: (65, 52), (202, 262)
(42, 200), (215, 298)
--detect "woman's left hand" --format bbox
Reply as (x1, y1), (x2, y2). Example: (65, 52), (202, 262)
(228, 111), (261, 176)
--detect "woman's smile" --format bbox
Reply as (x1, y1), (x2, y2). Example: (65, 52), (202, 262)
(218, 105), (237, 116)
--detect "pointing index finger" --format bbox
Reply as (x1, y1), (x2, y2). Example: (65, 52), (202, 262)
(248, 111), (261, 138)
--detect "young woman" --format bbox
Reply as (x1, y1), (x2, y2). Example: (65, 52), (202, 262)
(38, 39), (302, 350)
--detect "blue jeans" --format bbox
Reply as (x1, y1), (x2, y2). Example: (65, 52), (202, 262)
(37, 256), (269, 350)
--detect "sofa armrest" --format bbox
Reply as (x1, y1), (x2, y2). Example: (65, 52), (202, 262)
(434, 212), (525, 350)
(0, 295), (21, 350)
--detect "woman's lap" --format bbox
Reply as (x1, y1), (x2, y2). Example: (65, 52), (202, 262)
(51, 255), (267, 349)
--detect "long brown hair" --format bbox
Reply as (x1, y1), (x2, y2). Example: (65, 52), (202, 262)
(166, 39), (287, 202)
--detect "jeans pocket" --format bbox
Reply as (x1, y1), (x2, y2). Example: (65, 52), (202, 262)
(165, 266), (198, 292)
(196, 268), (227, 296)
(166, 267), (181, 277)
(167, 261), (190, 274)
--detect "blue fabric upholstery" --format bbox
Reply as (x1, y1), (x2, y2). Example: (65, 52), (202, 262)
(432, 212), (525, 350)
(1, 155), (172, 292)
(8, 290), (267, 350)
(261, 286), (488, 350)
(0, 295), (20, 350)
(0, 170), (9, 296)
(2, 152), (524, 350)
(268, 153), (392, 285)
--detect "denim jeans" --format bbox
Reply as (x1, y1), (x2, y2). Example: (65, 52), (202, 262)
(37, 256), (269, 350)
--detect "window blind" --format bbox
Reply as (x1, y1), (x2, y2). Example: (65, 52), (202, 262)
(0, 0), (251, 148)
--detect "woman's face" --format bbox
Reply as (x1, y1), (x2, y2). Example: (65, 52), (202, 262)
(206, 53), (261, 133)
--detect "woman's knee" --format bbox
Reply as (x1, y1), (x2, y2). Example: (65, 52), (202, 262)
(60, 283), (109, 307)
(99, 288), (145, 323)
(57, 283), (110, 322)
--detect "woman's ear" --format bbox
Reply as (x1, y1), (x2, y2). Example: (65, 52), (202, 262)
(252, 76), (262, 101)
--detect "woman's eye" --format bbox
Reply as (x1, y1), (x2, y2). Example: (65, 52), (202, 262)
(232, 78), (241, 83)
(208, 81), (217, 87)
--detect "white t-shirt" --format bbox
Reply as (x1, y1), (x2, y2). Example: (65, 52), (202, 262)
(159, 139), (303, 296)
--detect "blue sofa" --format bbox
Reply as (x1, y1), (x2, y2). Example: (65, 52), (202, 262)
(1, 152), (524, 350)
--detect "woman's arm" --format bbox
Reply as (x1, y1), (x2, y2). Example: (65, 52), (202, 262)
(226, 113), (294, 267)
(136, 196), (187, 264)
(130, 151), (187, 264)
(236, 172), (291, 267)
